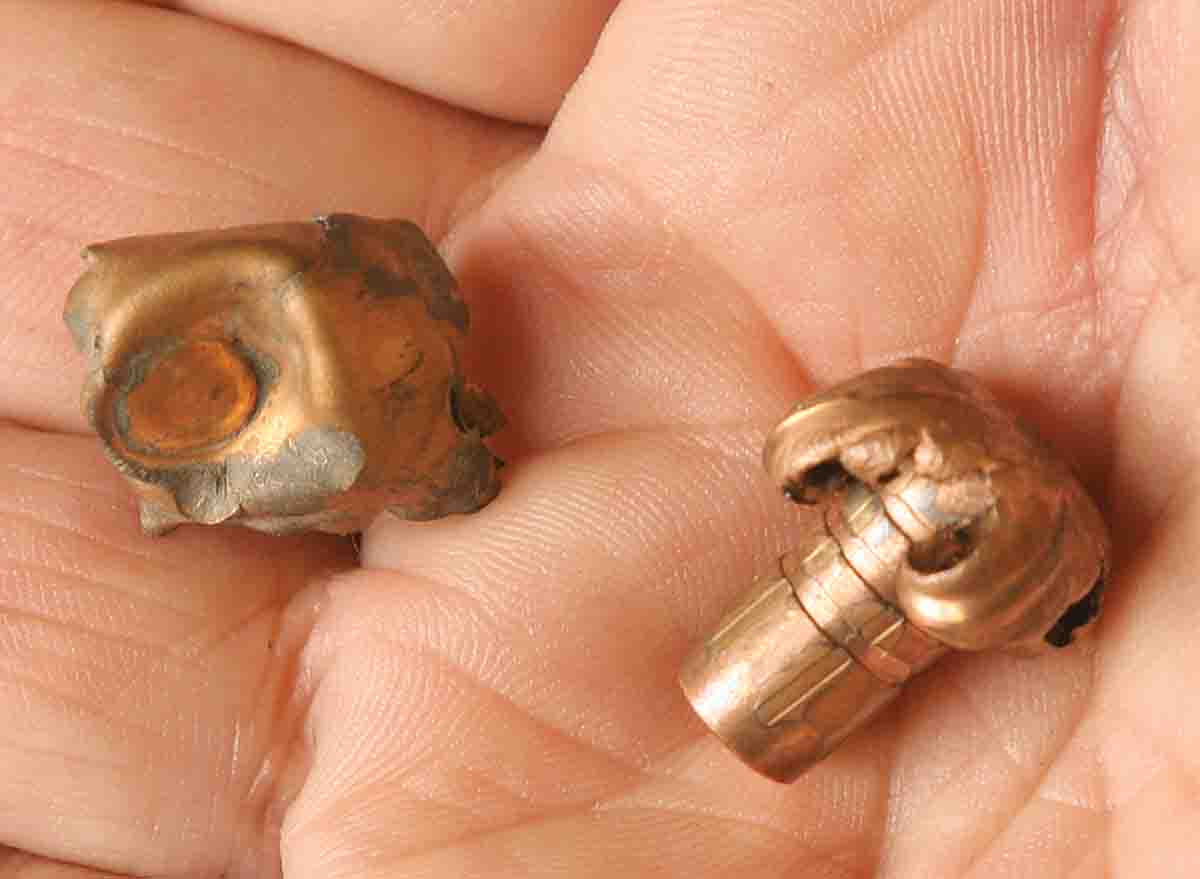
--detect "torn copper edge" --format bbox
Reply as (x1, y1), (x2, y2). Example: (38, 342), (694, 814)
(64, 214), (504, 536)
(679, 359), (1110, 782)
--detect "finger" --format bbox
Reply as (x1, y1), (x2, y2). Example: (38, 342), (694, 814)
(0, 850), (128, 879)
(0, 423), (352, 876)
(155, 0), (619, 124)
(0, 0), (537, 434)
(1099, 0), (1200, 534)
(449, 0), (1130, 482)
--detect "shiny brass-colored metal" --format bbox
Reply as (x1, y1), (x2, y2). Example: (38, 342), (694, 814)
(65, 214), (504, 535)
(680, 359), (1109, 782)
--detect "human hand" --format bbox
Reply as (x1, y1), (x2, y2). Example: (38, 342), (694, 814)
(1, 1), (1197, 876)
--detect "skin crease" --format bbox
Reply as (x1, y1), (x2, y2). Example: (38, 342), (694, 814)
(0, 0), (1196, 875)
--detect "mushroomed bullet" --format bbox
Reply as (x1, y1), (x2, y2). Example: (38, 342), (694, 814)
(65, 214), (504, 536)
(680, 359), (1109, 782)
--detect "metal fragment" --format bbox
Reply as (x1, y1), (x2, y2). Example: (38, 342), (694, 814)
(65, 214), (504, 535)
(679, 359), (1109, 782)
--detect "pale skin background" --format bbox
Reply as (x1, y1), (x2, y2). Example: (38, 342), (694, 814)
(0, 0), (1197, 876)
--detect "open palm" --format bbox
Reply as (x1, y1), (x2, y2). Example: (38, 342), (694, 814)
(1, 1), (1197, 876)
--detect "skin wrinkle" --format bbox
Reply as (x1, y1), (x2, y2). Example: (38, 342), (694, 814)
(967, 797), (1108, 879)
(875, 650), (1093, 875)
(240, 596), (326, 879)
(360, 768), (638, 866)
(389, 804), (841, 876)
(1095, 483), (1200, 763)
(0, 586), (192, 661)
(0, 662), (167, 745)
(604, 734), (888, 830)
(63, 633), (207, 740)
(576, 3), (988, 369)
(1046, 800), (1112, 878)
(328, 558), (533, 661)
(805, 0), (945, 101)
(286, 640), (650, 866)
(0, 643), (152, 725)
(1105, 767), (1200, 877)
(1, 534), (264, 627)
(1127, 469), (1200, 569)
(362, 426), (785, 625)
(478, 148), (813, 402)
(955, 660), (1098, 876)
(411, 426), (786, 646)
(475, 152), (654, 287)
(1100, 705), (1189, 809)
(457, 260), (803, 457)
(954, 2), (1103, 322)
(878, 72), (986, 367)
(1089, 505), (1200, 873)
(0, 444), (349, 877)
(0, 464), (129, 505)
(1092, 6), (1196, 530)
(615, 0), (944, 129)
(1105, 284), (1200, 544)
(0, 737), (135, 778)
(952, 291), (1102, 355)
(594, 800), (845, 852)
(430, 123), (544, 242)
(439, 142), (540, 237)
(329, 633), (654, 779)
(0, 505), (309, 618)
(908, 678), (1038, 863)
(857, 704), (902, 878)
(0, 138), (257, 208)
(169, 595), (285, 663)
(486, 810), (864, 877)
(1091, 20), (1158, 519)
(1098, 513), (1200, 751)
(0, 507), (165, 569)
(27, 107), (289, 194)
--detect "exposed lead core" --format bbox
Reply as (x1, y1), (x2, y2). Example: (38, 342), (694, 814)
(679, 359), (1110, 783)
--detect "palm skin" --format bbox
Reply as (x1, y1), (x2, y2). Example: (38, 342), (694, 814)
(0, 0), (1197, 876)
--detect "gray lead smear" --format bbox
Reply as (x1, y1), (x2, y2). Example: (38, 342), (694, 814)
(170, 426), (365, 523)
(225, 427), (366, 517)
(162, 426), (367, 529)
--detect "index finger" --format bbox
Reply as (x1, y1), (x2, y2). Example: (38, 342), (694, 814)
(0, 0), (537, 435)
(153, 0), (620, 124)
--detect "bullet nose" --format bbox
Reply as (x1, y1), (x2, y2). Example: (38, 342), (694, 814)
(121, 340), (259, 455)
